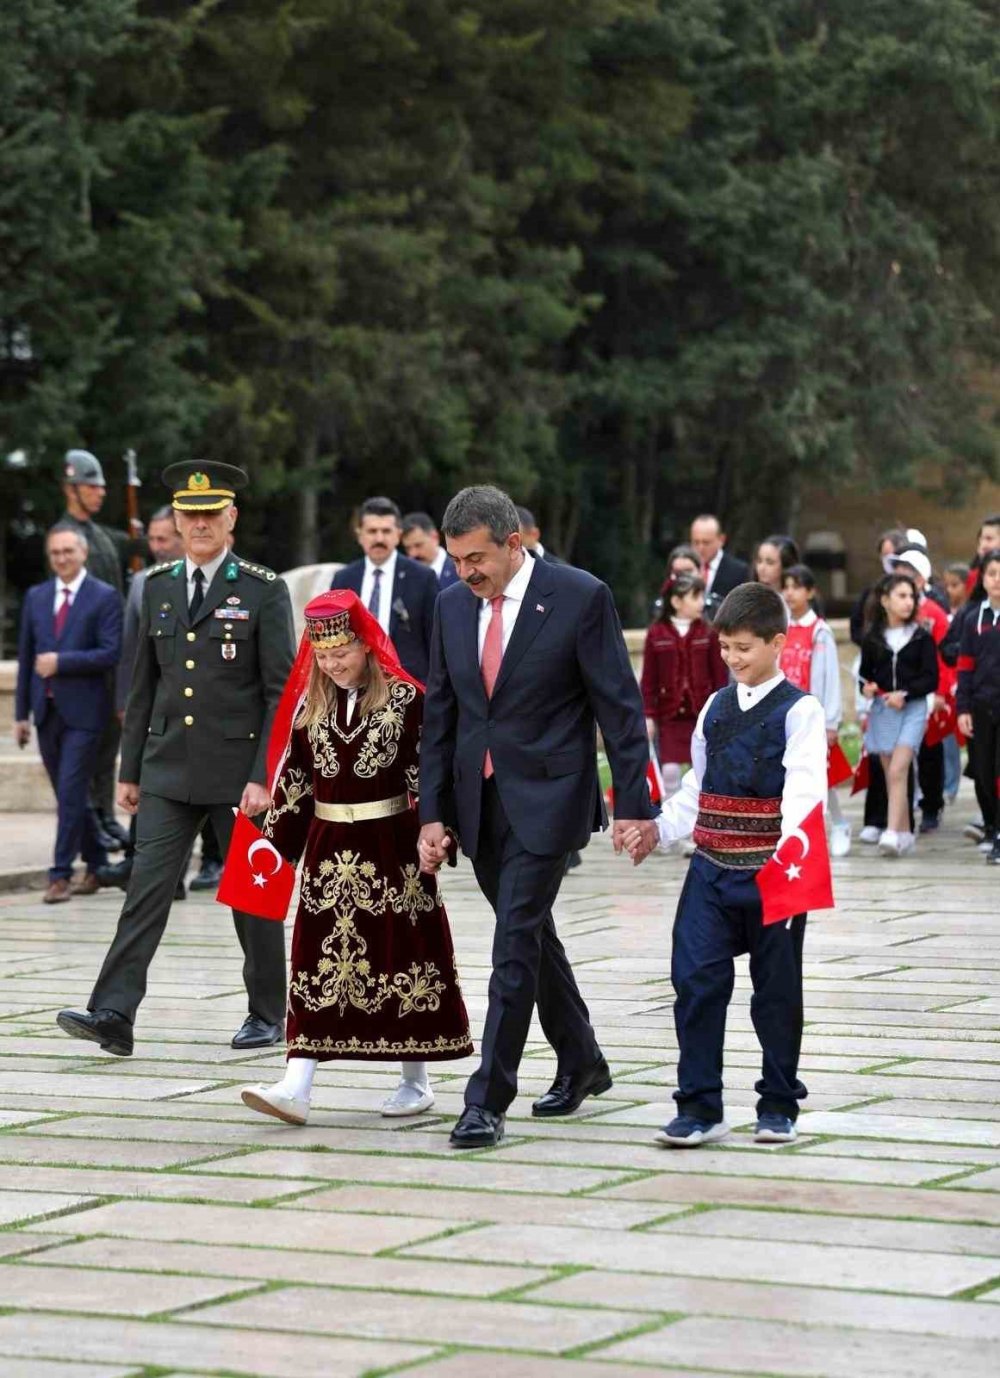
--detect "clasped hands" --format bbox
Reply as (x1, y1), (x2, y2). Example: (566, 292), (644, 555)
(613, 818), (659, 867)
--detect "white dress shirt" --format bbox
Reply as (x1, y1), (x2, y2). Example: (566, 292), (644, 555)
(361, 550), (397, 638)
(477, 552), (536, 662)
(655, 671), (827, 851)
(430, 547), (448, 579)
(52, 567), (87, 613)
(343, 687), (359, 726)
(185, 549), (228, 607)
(703, 547), (723, 593)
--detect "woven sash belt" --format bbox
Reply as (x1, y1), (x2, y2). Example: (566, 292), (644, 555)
(692, 791), (782, 870)
(314, 794), (410, 824)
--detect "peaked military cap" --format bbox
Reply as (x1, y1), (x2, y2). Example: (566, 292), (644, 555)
(162, 461), (248, 512)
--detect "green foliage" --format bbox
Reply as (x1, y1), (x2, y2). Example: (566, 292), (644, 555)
(3, 0), (998, 609)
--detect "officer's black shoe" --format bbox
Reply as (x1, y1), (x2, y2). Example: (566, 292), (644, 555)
(96, 812), (129, 852)
(231, 1015), (283, 1049)
(56, 1008), (133, 1057)
(189, 860), (224, 892)
(96, 858), (133, 890)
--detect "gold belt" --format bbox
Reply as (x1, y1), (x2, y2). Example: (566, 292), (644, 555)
(314, 794), (410, 824)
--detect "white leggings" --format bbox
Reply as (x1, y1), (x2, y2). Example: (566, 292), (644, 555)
(277, 1058), (428, 1101)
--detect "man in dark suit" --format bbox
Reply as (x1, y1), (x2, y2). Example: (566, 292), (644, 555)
(516, 505), (565, 566)
(418, 485), (658, 1147)
(332, 497), (439, 681)
(15, 524), (123, 903)
(690, 514), (748, 621)
(56, 461), (295, 1057)
(402, 511), (460, 589)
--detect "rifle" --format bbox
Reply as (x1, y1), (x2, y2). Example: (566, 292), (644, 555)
(124, 448), (145, 574)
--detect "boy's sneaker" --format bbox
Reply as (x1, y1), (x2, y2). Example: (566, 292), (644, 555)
(654, 1115), (729, 1148)
(964, 820), (986, 843)
(858, 826), (882, 844)
(986, 839), (1000, 867)
(754, 1113), (797, 1144)
(829, 821), (852, 857)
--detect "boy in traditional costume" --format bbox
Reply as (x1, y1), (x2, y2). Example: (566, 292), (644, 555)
(240, 591), (472, 1125)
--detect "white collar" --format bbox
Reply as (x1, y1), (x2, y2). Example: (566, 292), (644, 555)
(365, 549), (397, 581)
(790, 609), (817, 627)
(186, 549), (228, 587)
(482, 551), (534, 608)
(58, 568), (88, 597)
(430, 547), (447, 577)
(736, 671), (786, 710)
(708, 548), (724, 571)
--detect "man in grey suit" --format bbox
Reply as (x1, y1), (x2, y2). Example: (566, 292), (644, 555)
(57, 462), (295, 1056)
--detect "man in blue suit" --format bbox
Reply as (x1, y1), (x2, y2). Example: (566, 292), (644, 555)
(15, 524), (123, 903)
(417, 486), (659, 1147)
(331, 496), (439, 682)
(402, 511), (461, 588)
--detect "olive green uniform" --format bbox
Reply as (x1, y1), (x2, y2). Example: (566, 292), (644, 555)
(88, 553), (295, 1027)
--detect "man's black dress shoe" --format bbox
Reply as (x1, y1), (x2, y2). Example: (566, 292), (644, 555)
(56, 1008), (133, 1057)
(97, 857), (132, 890)
(531, 1056), (613, 1117)
(231, 1015), (283, 1049)
(449, 1105), (505, 1148)
(96, 812), (129, 852)
(190, 860), (224, 892)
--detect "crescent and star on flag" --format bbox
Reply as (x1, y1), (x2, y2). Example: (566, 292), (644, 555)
(246, 837), (283, 888)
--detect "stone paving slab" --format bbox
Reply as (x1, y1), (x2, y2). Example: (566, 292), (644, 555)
(1, 790), (1000, 1374)
(0, 1315), (432, 1378)
(399, 1220), (1000, 1295)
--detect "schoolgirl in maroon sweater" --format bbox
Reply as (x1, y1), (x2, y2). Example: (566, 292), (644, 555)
(641, 571), (728, 797)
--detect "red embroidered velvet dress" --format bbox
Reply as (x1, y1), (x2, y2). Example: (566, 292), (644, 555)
(263, 679), (473, 1062)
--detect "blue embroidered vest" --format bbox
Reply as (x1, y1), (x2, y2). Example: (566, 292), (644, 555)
(693, 680), (804, 869)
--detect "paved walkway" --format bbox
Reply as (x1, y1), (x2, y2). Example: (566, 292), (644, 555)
(0, 790), (998, 1377)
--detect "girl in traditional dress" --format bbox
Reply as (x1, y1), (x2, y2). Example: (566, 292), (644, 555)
(240, 591), (472, 1126)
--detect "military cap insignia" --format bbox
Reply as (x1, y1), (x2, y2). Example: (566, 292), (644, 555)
(189, 472), (210, 490)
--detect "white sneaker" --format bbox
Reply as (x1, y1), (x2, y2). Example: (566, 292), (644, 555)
(241, 1083), (309, 1125)
(878, 830), (901, 857)
(829, 821), (852, 857)
(897, 831), (916, 856)
(381, 1080), (435, 1117)
(858, 826), (882, 844)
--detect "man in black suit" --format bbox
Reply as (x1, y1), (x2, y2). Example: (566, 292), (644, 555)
(401, 510), (460, 589)
(332, 497), (439, 682)
(418, 485), (658, 1148)
(690, 513), (748, 620)
(517, 505), (564, 565)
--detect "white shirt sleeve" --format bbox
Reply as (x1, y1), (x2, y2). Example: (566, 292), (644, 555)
(779, 695), (829, 839)
(654, 693), (716, 848)
(811, 626), (842, 731)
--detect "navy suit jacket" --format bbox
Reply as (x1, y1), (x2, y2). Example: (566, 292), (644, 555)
(437, 555), (461, 589)
(16, 575), (123, 732)
(332, 553), (439, 683)
(419, 554), (655, 858)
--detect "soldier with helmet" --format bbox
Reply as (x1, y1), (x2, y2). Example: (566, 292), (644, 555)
(59, 450), (129, 854)
(57, 461), (295, 1056)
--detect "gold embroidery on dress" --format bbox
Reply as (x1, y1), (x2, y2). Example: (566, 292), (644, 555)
(354, 681), (416, 779)
(263, 766), (311, 837)
(294, 848), (444, 1016)
(307, 720), (340, 778)
(287, 1031), (473, 1056)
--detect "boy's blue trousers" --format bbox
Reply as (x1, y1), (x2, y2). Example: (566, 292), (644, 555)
(671, 853), (807, 1123)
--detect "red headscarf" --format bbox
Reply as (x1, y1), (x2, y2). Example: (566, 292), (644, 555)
(265, 590), (424, 792)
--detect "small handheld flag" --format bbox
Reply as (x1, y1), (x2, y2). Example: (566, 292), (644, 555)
(755, 803), (834, 926)
(217, 812), (295, 922)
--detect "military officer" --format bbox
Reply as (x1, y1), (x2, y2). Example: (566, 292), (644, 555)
(56, 461), (295, 1055)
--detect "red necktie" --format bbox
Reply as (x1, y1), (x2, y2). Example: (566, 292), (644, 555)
(481, 596), (504, 778)
(702, 561), (710, 582)
(53, 586), (71, 638)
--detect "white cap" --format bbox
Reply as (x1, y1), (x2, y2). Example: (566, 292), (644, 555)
(905, 527), (928, 549)
(891, 548), (932, 583)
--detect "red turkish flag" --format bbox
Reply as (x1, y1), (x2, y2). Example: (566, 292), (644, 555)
(755, 803), (834, 926)
(827, 742), (854, 789)
(216, 811), (296, 922)
(923, 703), (956, 749)
(850, 751), (870, 796)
